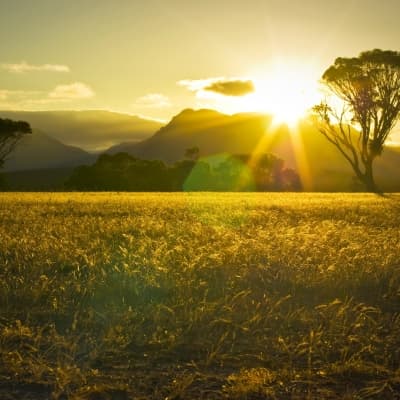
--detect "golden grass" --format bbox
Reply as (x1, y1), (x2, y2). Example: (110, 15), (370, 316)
(0, 193), (399, 399)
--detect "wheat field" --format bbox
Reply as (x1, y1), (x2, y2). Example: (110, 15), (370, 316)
(0, 193), (399, 399)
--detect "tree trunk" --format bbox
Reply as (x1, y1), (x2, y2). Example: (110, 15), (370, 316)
(363, 160), (378, 192)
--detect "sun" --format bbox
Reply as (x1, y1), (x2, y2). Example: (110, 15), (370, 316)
(251, 63), (322, 126)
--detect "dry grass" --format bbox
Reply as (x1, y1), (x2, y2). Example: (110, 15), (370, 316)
(0, 193), (399, 399)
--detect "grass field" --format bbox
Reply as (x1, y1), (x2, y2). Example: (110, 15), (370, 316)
(0, 193), (399, 399)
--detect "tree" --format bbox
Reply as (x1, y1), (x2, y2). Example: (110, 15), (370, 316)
(184, 146), (200, 161)
(313, 49), (400, 192)
(0, 118), (32, 168)
(65, 152), (170, 191)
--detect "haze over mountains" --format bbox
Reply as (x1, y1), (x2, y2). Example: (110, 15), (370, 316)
(1, 108), (400, 191)
(2, 130), (95, 172)
(0, 110), (162, 152)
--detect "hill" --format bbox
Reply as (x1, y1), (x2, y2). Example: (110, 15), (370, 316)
(0, 110), (162, 152)
(2, 130), (95, 172)
(107, 109), (277, 161)
(106, 108), (400, 191)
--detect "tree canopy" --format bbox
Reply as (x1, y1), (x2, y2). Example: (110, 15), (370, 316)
(65, 152), (301, 192)
(313, 49), (400, 192)
(0, 118), (32, 168)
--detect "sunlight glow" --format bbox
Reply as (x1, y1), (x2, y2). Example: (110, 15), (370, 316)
(241, 60), (322, 192)
(251, 63), (322, 126)
(289, 124), (313, 190)
(197, 62), (323, 126)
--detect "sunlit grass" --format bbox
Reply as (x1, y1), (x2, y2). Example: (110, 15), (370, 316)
(0, 192), (399, 399)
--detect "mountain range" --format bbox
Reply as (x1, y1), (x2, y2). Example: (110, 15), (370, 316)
(1, 108), (400, 191)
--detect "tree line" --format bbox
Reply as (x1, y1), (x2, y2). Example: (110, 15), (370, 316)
(64, 151), (302, 192)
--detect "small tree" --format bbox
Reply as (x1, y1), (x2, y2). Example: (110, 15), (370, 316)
(184, 146), (200, 161)
(0, 118), (32, 168)
(313, 49), (400, 192)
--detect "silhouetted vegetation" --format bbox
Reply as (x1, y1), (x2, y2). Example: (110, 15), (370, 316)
(0, 118), (32, 189)
(2, 167), (76, 191)
(65, 151), (302, 191)
(313, 49), (400, 192)
(65, 153), (169, 191)
(184, 145), (200, 161)
(0, 118), (32, 168)
(0, 172), (5, 190)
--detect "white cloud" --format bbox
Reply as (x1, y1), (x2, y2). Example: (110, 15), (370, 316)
(0, 89), (43, 107)
(1, 61), (70, 73)
(177, 78), (222, 92)
(48, 82), (95, 99)
(0, 84), (95, 109)
(134, 93), (172, 108)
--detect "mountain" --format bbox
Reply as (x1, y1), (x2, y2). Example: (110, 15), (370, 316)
(107, 109), (278, 161)
(3, 130), (95, 172)
(107, 108), (400, 191)
(0, 110), (162, 152)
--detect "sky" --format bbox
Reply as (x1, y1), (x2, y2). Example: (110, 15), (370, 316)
(0, 0), (400, 129)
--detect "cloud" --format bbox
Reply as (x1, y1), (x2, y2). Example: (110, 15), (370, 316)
(0, 89), (43, 107)
(177, 78), (216, 92)
(134, 93), (172, 108)
(0, 83), (94, 109)
(204, 79), (255, 96)
(178, 77), (255, 97)
(1, 61), (70, 73)
(48, 82), (95, 99)
(0, 89), (51, 110)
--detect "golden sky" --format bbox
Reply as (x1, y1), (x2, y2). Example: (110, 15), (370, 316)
(0, 0), (400, 126)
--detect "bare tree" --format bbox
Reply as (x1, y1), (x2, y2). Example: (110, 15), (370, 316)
(0, 118), (32, 168)
(313, 49), (400, 192)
